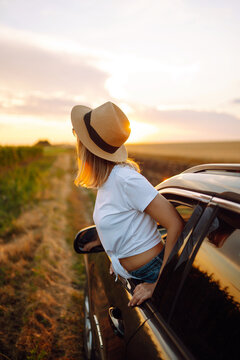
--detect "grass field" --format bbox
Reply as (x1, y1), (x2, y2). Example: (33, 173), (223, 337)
(0, 146), (94, 360)
(126, 140), (240, 163)
(126, 140), (240, 186)
(0, 146), (52, 236)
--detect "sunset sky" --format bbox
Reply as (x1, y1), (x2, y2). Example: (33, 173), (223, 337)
(0, 0), (240, 145)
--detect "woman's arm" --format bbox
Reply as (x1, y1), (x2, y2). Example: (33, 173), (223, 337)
(145, 193), (184, 272)
(128, 193), (184, 307)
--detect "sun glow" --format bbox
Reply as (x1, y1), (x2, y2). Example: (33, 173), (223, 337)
(0, 114), (73, 145)
(127, 120), (159, 144)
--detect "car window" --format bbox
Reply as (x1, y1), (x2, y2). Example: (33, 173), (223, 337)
(176, 204), (196, 222)
(152, 200), (206, 318)
(168, 207), (240, 360)
(157, 203), (197, 245)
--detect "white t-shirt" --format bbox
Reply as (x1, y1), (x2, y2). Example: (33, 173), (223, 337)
(93, 164), (162, 279)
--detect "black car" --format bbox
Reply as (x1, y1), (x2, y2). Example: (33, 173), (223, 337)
(74, 163), (240, 360)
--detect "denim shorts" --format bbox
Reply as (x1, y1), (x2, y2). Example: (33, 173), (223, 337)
(129, 247), (165, 284)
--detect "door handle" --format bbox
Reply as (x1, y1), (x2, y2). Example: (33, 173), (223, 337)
(108, 307), (124, 337)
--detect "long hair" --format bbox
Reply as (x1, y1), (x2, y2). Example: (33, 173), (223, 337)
(73, 131), (140, 189)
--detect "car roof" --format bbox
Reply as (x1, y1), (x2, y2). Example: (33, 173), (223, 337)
(156, 163), (240, 204)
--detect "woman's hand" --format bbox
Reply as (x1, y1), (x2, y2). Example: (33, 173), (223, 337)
(109, 263), (114, 275)
(128, 282), (157, 307)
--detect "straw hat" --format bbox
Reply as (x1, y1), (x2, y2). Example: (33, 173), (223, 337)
(71, 101), (131, 162)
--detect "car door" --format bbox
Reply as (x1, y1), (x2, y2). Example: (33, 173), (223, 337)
(85, 249), (155, 360)
(128, 192), (240, 360)
(126, 190), (211, 359)
(165, 199), (240, 360)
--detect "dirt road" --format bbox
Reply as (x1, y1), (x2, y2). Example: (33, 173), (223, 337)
(0, 152), (93, 360)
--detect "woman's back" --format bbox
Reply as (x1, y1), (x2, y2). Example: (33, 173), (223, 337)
(93, 164), (162, 278)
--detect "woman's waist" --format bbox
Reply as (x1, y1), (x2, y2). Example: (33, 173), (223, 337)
(119, 242), (164, 272)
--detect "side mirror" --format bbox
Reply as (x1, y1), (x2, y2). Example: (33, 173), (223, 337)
(73, 225), (105, 254)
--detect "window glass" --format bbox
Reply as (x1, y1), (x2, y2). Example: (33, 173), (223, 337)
(169, 209), (240, 360)
(157, 204), (195, 243)
(216, 229), (240, 265)
(152, 202), (199, 318)
(176, 204), (195, 222)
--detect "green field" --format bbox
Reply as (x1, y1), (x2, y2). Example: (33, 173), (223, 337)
(0, 146), (56, 236)
(126, 141), (240, 163)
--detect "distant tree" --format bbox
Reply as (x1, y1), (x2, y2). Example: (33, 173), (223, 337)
(34, 140), (51, 147)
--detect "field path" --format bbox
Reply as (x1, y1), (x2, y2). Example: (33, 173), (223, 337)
(0, 152), (93, 360)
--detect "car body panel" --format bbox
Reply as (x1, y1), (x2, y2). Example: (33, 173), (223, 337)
(85, 252), (156, 359)
(168, 225), (240, 359)
(157, 172), (240, 203)
(126, 313), (192, 360)
(84, 253), (125, 359)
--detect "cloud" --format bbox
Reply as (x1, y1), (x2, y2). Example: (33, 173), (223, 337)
(0, 33), (109, 117)
(0, 91), (80, 118)
(131, 105), (240, 141)
(233, 98), (240, 104)
(138, 107), (239, 126)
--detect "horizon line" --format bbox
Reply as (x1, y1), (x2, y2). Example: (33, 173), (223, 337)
(1, 139), (240, 147)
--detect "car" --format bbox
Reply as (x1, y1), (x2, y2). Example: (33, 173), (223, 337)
(74, 163), (240, 360)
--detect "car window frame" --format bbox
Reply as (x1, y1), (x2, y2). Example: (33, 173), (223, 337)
(165, 198), (240, 359)
(121, 189), (239, 316)
(123, 189), (216, 359)
(155, 194), (240, 324)
(147, 191), (211, 312)
(166, 202), (219, 322)
(124, 189), (212, 307)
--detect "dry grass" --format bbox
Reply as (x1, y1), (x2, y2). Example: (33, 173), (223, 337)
(126, 140), (240, 186)
(127, 140), (240, 163)
(0, 152), (93, 360)
(128, 153), (199, 186)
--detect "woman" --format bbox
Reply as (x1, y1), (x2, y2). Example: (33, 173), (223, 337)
(71, 101), (184, 306)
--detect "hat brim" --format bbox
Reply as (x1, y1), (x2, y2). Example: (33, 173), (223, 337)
(71, 105), (128, 162)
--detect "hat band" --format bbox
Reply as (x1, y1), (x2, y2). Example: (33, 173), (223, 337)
(84, 111), (119, 154)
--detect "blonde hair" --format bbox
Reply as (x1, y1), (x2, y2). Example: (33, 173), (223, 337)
(73, 132), (140, 189)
